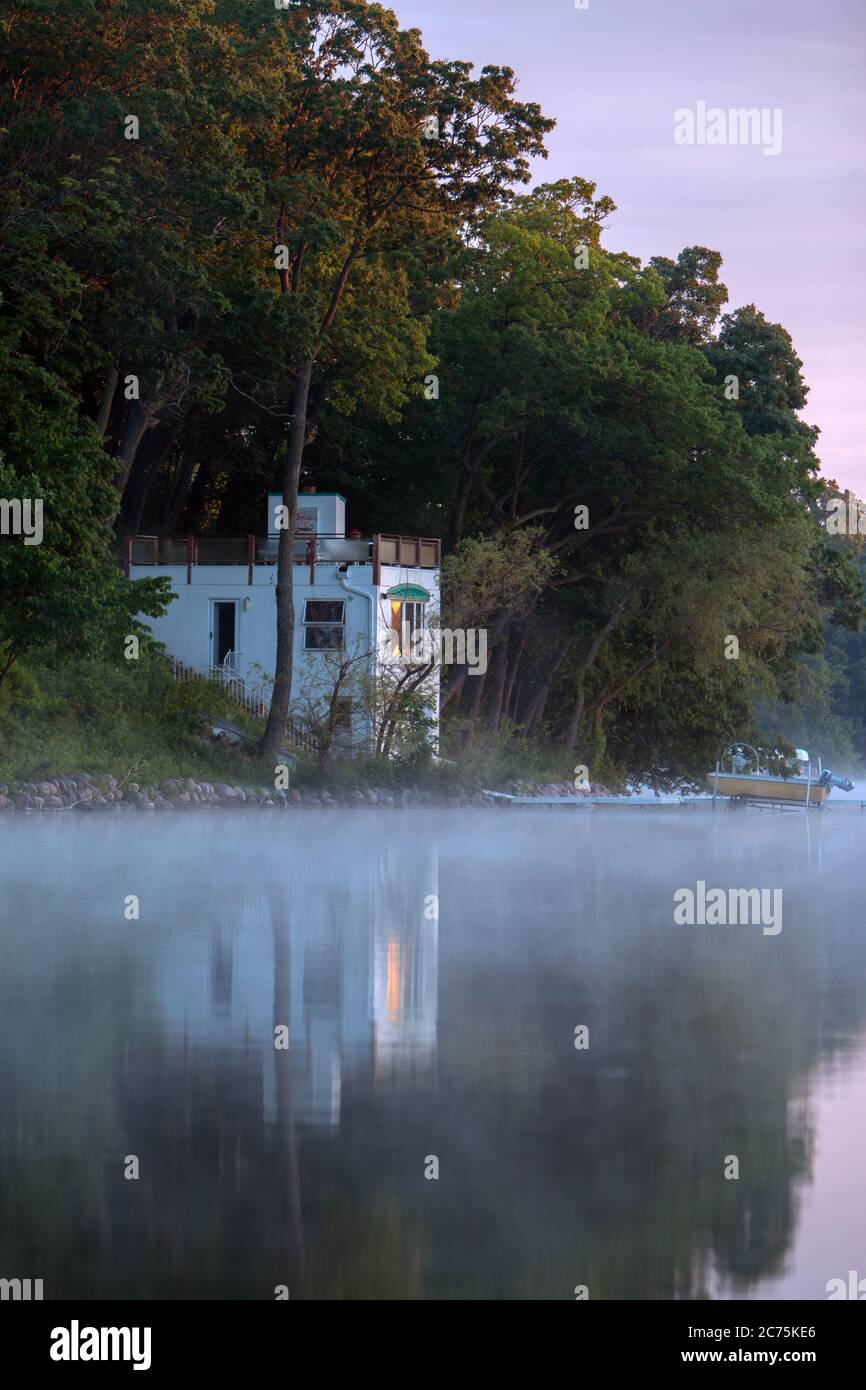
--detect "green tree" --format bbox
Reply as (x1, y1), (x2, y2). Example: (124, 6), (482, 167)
(255, 0), (552, 755)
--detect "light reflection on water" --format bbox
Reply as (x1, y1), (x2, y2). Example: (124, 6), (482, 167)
(1, 808), (865, 1300)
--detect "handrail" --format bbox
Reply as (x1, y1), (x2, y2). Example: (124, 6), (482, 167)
(166, 655), (318, 753)
(125, 531), (441, 578)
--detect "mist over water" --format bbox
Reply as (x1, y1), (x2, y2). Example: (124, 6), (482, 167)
(1, 808), (865, 1300)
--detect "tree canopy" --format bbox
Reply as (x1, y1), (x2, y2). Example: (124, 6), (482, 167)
(1, 0), (860, 782)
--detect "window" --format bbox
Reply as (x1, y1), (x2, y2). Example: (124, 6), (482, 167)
(390, 600), (426, 660)
(304, 599), (345, 650)
(333, 699), (352, 730)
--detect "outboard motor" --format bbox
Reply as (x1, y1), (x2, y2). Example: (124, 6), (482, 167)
(820, 770), (855, 793)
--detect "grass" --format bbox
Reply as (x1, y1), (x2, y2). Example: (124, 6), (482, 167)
(0, 649), (278, 786)
(0, 649), (584, 792)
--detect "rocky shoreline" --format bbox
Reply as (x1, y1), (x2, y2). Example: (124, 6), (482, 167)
(0, 773), (613, 813)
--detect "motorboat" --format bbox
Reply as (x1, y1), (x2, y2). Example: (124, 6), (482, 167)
(707, 743), (853, 808)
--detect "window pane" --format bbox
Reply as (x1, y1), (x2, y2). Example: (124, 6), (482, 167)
(304, 600), (344, 624)
(304, 626), (343, 650)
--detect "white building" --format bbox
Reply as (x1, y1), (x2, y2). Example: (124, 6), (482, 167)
(126, 489), (441, 750)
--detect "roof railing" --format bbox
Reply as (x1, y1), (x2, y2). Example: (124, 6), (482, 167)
(124, 533), (441, 582)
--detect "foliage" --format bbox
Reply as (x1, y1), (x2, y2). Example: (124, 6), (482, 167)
(1, 2), (862, 786)
(0, 649), (270, 783)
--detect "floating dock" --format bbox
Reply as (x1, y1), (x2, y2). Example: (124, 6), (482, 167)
(484, 790), (866, 813)
(483, 790), (702, 810)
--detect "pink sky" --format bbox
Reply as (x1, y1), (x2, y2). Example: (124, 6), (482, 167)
(397, 0), (866, 492)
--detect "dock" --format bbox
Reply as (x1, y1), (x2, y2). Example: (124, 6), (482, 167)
(483, 790), (702, 810)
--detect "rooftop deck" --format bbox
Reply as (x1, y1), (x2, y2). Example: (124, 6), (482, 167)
(125, 533), (441, 585)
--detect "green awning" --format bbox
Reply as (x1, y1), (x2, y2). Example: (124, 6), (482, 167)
(386, 583), (431, 601)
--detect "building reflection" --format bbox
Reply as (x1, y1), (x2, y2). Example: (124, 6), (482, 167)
(154, 831), (439, 1132)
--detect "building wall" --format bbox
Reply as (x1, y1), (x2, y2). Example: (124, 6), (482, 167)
(130, 560), (441, 744)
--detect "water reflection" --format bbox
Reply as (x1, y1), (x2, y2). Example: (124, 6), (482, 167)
(0, 809), (865, 1299)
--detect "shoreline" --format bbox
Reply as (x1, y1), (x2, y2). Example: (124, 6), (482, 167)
(0, 772), (616, 813)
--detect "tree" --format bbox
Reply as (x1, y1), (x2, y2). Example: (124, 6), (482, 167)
(256, 0), (552, 756)
(0, 294), (169, 688)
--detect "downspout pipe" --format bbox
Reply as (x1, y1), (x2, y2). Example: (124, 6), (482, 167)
(338, 567), (376, 753)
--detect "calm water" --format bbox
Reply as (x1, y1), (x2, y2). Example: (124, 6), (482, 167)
(1, 808), (865, 1300)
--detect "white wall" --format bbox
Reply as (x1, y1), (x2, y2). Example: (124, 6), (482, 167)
(132, 562), (375, 682)
(130, 560), (441, 743)
(266, 491), (346, 537)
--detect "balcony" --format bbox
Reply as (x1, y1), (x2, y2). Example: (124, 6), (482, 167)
(124, 533), (441, 583)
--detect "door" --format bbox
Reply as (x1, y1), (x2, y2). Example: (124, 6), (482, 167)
(211, 600), (237, 667)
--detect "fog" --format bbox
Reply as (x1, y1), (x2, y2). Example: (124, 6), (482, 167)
(1, 807), (865, 1299)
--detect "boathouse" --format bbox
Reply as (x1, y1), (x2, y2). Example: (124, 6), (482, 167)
(126, 489), (442, 749)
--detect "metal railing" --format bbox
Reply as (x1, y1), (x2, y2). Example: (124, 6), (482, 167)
(166, 655), (318, 754)
(125, 532), (441, 582)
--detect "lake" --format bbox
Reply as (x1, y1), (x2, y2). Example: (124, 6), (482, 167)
(1, 807), (865, 1300)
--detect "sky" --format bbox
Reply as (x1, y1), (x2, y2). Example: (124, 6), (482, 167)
(395, 0), (866, 493)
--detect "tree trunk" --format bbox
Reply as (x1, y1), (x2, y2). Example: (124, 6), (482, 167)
(520, 635), (574, 737)
(510, 678), (524, 724)
(561, 612), (624, 756)
(0, 647), (17, 692)
(562, 684), (586, 758)
(450, 469), (475, 550)
(449, 429), (518, 549)
(440, 668), (468, 712)
(124, 421), (182, 533)
(592, 651), (659, 722)
(178, 452), (214, 533)
(95, 364), (119, 436)
(462, 668), (488, 750)
(261, 360), (314, 758)
(161, 433), (201, 534)
(114, 399), (159, 497)
(487, 625), (510, 732)
(525, 687), (551, 740)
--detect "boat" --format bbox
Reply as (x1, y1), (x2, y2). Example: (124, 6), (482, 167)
(706, 743), (853, 809)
